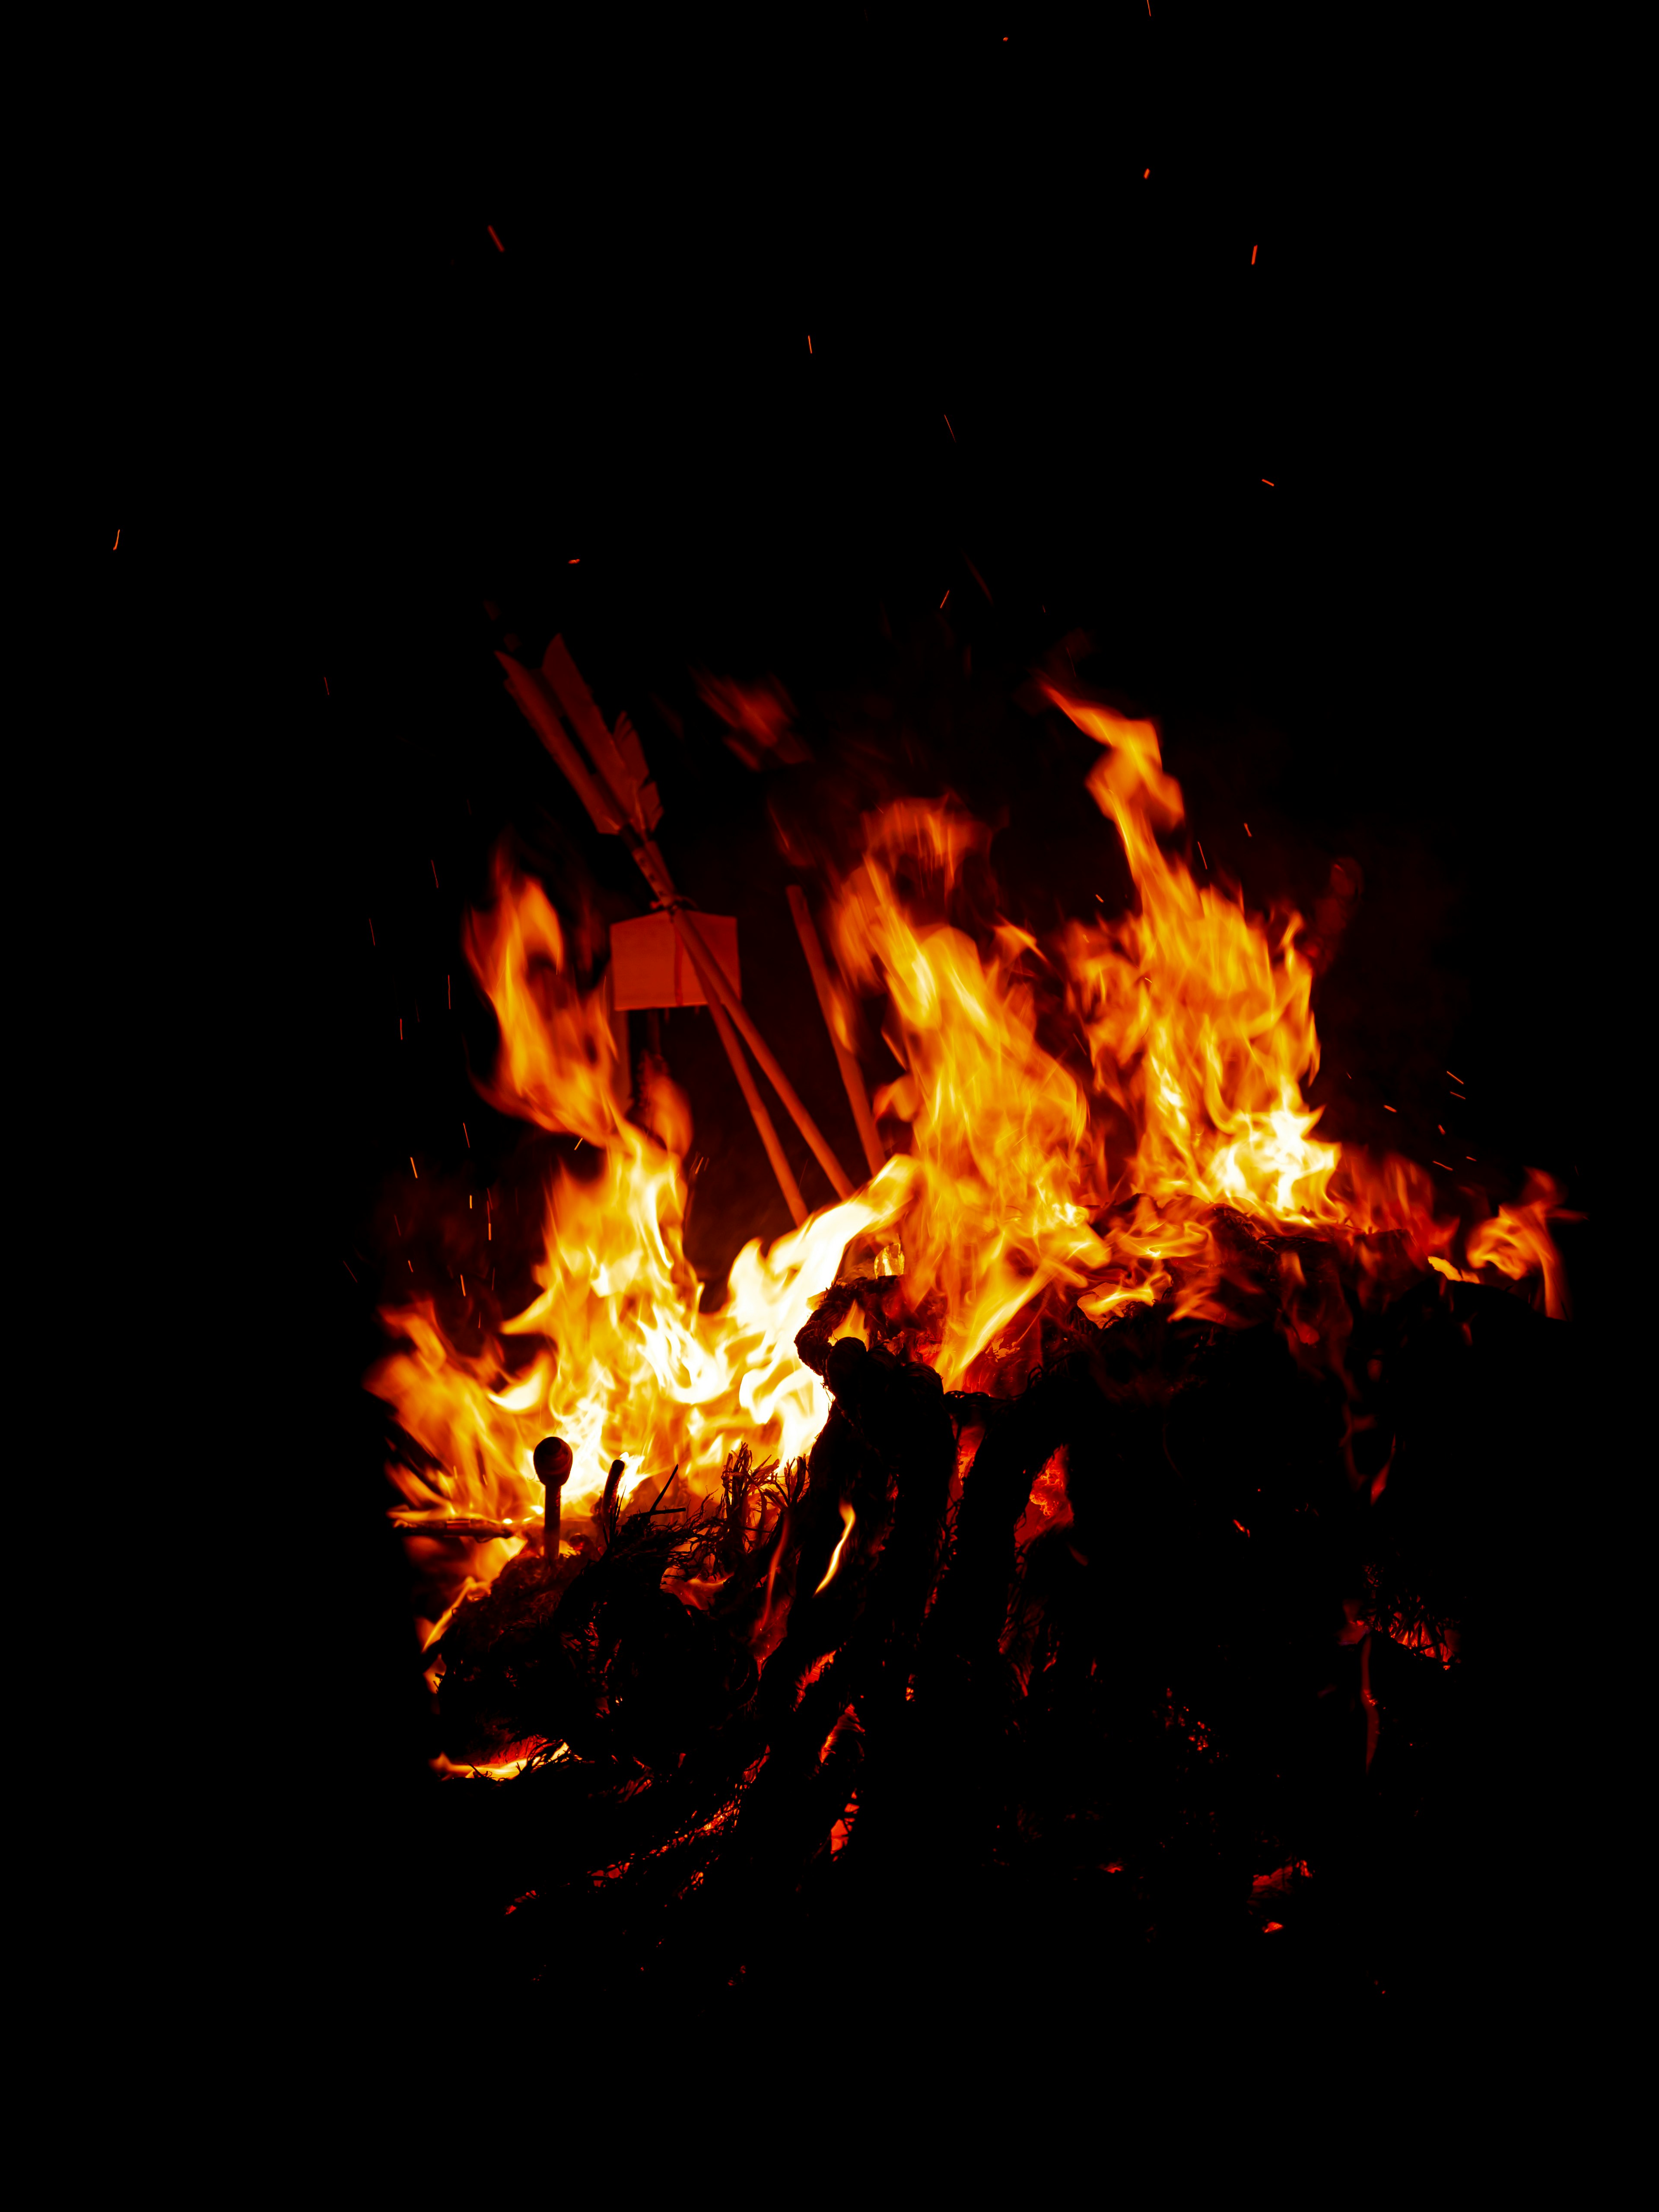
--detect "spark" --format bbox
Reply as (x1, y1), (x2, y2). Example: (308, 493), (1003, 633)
(1432, 1160), (1452, 1170)
(939, 588), (951, 609)
(569, 557), (580, 565)
(462, 1122), (470, 1147)
(1438, 1125), (1446, 1135)
(411, 1156), (419, 1176)
(343, 1259), (357, 1283)
(399, 1017), (403, 1039)
(487, 224), (504, 252)
(807, 334), (813, 353)
(323, 676), (329, 695)
(1251, 244), (1258, 265)
(1262, 478), (1274, 486)
(943, 413), (956, 441)
(1143, 167), (1150, 178)
(1465, 1156), (1476, 1163)
(1233, 1519), (1250, 1536)
(459, 1274), (466, 1296)
(1243, 823), (1252, 837)
(1382, 1104), (1397, 1114)
(1197, 841), (1208, 868)
(1446, 1070), (1464, 1083)
(369, 918), (375, 946)
(112, 528), (120, 550)
(431, 858), (440, 889)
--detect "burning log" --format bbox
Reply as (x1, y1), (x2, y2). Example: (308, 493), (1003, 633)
(420, 1273), (1553, 2032)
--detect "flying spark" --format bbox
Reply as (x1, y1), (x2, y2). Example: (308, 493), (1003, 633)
(487, 225), (504, 252)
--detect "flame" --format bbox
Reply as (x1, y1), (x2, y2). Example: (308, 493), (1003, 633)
(371, 693), (1568, 1613)
(814, 1501), (857, 1596)
(370, 846), (900, 1585)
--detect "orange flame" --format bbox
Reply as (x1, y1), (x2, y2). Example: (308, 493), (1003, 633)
(370, 847), (902, 1593)
(371, 692), (1569, 1611)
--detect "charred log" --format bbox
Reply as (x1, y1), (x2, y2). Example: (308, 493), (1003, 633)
(411, 1272), (1567, 2037)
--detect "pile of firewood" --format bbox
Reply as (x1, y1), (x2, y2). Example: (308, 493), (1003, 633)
(410, 1226), (1560, 2035)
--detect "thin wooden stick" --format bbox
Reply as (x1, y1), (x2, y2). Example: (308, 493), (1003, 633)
(785, 884), (884, 1179)
(669, 906), (855, 1201)
(683, 935), (807, 1227)
(502, 639), (844, 1219)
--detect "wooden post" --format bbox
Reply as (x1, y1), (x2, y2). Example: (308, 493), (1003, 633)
(786, 884), (884, 1179)
(658, 908), (804, 1221)
(501, 636), (850, 1220)
(669, 906), (855, 1201)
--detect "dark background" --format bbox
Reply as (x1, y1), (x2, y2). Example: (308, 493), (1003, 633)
(89, 10), (1610, 2051)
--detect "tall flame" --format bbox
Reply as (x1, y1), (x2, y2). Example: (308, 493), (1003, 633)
(370, 690), (1569, 1605)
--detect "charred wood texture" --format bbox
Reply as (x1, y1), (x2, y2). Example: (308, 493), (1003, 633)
(410, 1274), (1570, 2038)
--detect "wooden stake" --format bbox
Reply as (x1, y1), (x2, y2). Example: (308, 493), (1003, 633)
(786, 884), (884, 1179)
(501, 636), (850, 1218)
(669, 906), (855, 1201)
(660, 906), (804, 1220)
